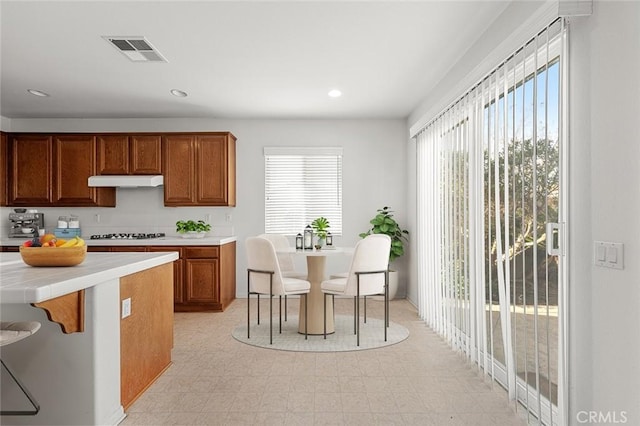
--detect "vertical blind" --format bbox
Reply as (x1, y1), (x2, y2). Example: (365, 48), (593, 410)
(416, 18), (565, 425)
(264, 147), (343, 235)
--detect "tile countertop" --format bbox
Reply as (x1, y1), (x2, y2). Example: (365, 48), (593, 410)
(0, 252), (179, 304)
(0, 235), (237, 247)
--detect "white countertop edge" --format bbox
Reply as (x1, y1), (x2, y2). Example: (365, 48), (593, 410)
(0, 236), (237, 247)
(1, 252), (179, 304)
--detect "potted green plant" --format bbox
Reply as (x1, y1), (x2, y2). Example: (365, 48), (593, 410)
(311, 217), (330, 249)
(176, 219), (211, 239)
(359, 206), (409, 299)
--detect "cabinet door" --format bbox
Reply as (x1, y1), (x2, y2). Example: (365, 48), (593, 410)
(53, 135), (115, 206)
(185, 258), (219, 304)
(97, 135), (129, 175)
(162, 135), (196, 205)
(0, 132), (7, 206)
(9, 135), (53, 206)
(130, 135), (162, 174)
(148, 246), (184, 304)
(196, 134), (232, 205)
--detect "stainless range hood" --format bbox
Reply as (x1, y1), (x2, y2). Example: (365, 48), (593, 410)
(88, 175), (164, 188)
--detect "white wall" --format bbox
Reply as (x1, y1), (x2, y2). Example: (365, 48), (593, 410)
(570, 1), (640, 423)
(406, 1), (640, 424)
(1, 117), (409, 296)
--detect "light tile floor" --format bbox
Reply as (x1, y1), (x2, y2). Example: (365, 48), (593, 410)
(121, 298), (528, 425)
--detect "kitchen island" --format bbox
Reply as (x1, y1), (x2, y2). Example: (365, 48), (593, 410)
(1, 236), (238, 313)
(0, 251), (178, 426)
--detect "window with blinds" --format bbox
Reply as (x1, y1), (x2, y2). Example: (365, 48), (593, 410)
(264, 147), (343, 235)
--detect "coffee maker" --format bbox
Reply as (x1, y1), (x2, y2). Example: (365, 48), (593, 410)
(8, 210), (45, 238)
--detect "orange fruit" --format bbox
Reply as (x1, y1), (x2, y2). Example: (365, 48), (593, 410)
(55, 239), (67, 247)
(40, 233), (57, 244)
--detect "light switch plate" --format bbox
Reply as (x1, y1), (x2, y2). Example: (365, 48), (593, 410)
(594, 241), (624, 270)
(122, 298), (131, 318)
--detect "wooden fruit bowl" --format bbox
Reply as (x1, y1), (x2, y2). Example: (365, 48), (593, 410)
(19, 245), (87, 267)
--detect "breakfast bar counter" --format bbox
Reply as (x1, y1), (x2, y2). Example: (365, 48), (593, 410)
(0, 252), (178, 425)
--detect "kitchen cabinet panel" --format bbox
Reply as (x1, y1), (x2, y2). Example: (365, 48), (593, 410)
(110, 246), (146, 252)
(177, 242), (235, 312)
(163, 132), (236, 206)
(130, 135), (162, 174)
(197, 134), (235, 206)
(97, 134), (162, 175)
(97, 135), (129, 175)
(53, 135), (116, 206)
(0, 132), (7, 206)
(7, 133), (115, 207)
(162, 135), (196, 205)
(185, 258), (219, 304)
(148, 246), (184, 304)
(184, 246), (219, 259)
(87, 246), (112, 252)
(9, 134), (53, 205)
(119, 263), (173, 410)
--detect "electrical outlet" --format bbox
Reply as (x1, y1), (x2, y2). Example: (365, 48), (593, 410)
(122, 298), (131, 318)
(205, 213), (211, 223)
(95, 214), (101, 223)
(226, 213), (232, 222)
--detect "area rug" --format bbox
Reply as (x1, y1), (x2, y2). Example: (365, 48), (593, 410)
(232, 314), (409, 352)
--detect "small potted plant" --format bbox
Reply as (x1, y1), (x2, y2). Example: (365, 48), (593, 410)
(359, 206), (409, 299)
(311, 217), (330, 249)
(176, 219), (211, 239)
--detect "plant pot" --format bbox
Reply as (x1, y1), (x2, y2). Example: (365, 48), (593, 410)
(373, 270), (398, 301)
(180, 231), (207, 239)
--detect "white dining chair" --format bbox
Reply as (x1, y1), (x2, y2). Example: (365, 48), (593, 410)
(257, 234), (306, 279)
(320, 234), (391, 346)
(1, 321), (41, 415)
(258, 233), (307, 321)
(246, 237), (311, 344)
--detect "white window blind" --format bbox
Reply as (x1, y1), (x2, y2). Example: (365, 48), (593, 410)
(264, 147), (342, 235)
(416, 18), (565, 425)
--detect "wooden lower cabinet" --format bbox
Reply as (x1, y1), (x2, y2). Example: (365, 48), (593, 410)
(87, 243), (235, 311)
(178, 243), (236, 312)
(148, 247), (185, 305)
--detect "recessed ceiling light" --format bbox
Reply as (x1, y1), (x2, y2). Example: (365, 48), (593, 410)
(170, 89), (188, 98)
(27, 89), (50, 97)
(328, 89), (342, 98)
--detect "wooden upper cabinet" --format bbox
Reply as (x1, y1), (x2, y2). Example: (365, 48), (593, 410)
(9, 134), (53, 205)
(130, 135), (162, 174)
(97, 134), (161, 175)
(0, 132), (7, 206)
(97, 135), (129, 174)
(5, 131), (232, 207)
(162, 134), (196, 205)
(197, 134), (236, 206)
(53, 135), (115, 207)
(163, 132), (236, 207)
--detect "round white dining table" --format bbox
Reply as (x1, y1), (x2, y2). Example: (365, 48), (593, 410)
(277, 247), (353, 335)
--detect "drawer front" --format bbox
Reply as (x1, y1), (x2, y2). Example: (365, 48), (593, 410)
(111, 246), (146, 252)
(148, 246), (183, 258)
(184, 246), (218, 259)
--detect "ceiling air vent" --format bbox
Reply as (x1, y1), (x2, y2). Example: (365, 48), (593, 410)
(103, 36), (167, 62)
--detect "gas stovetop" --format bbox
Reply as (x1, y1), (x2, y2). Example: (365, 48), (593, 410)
(89, 233), (166, 240)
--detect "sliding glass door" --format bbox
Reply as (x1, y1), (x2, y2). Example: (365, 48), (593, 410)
(416, 19), (565, 425)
